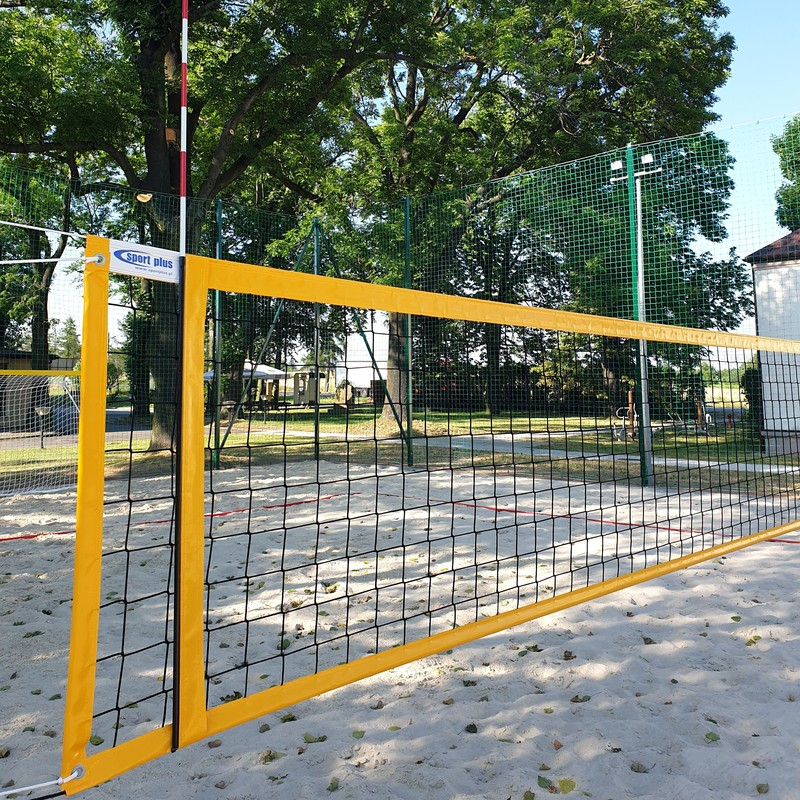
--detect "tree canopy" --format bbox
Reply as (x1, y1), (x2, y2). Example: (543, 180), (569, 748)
(773, 115), (800, 231)
(328, 0), (734, 207)
(0, 1), (734, 207)
(0, 0), (437, 206)
(0, 0), (741, 429)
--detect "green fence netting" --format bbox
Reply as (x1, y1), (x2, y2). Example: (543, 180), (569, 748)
(0, 114), (798, 490)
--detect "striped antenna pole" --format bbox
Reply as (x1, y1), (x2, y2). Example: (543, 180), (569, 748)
(174, 0), (190, 755)
(179, 0), (189, 255)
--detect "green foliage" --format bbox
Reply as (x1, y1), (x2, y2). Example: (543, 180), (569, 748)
(0, 160), (79, 367)
(773, 115), (800, 230)
(0, 0), (746, 432)
(0, 0), (439, 202)
(327, 0), (734, 210)
(118, 307), (152, 418)
(0, 0), (439, 444)
(395, 133), (752, 415)
(0, 1), (736, 213)
(740, 363), (763, 433)
(0, 12), (133, 158)
(107, 358), (122, 394)
(50, 317), (81, 358)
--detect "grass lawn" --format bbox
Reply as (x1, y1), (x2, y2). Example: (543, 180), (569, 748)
(1, 406), (794, 497)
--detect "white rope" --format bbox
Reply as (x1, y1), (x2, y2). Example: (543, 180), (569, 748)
(0, 255), (100, 265)
(0, 767), (83, 798)
(0, 219), (86, 240)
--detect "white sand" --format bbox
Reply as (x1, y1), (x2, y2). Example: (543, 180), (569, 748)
(1, 486), (798, 800)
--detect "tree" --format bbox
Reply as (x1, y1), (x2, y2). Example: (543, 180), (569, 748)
(0, 160), (75, 376)
(119, 308), (152, 419)
(305, 0), (736, 419)
(107, 357), (123, 395)
(51, 316), (81, 358)
(740, 360), (763, 434)
(1, 0), (741, 432)
(0, 0), (437, 447)
(387, 133), (753, 419)
(773, 115), (800, 231)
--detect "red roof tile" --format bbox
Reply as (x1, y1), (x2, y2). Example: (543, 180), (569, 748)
(745, 229), (800, 264)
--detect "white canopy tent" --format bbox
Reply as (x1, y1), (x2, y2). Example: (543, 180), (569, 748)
(203, 361), (290, 382)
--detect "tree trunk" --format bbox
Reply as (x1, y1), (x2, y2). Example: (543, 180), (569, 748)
(600, 339), (634, 418)
(30, 277), (51, 371)
(382, 310), (408, 429)
(485, 322), (501, 415)
(28, 233), (56, 428)
(28, 231), (57, 370)
(129, 312), (152, 419)
(148, 281), (179, 450)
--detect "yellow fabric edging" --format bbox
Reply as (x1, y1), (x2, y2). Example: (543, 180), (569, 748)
(62, 728), (174, 795)
(0, 369), (80, 376)
(61, 237), (115, 785)
(187, 253), (800, 355)
(175, 255), (211, 746)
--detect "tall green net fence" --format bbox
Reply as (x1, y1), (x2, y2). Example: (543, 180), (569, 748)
(169, 117), (800, 755)
(0, 165), (299, 495)
(319, 119), (798, 467)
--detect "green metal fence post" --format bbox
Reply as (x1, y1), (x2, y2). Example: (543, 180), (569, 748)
(617, 145), (655, 486)
(404, 197), (414, 468)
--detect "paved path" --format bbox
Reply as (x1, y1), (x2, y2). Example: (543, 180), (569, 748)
(424, 432), (797, 475)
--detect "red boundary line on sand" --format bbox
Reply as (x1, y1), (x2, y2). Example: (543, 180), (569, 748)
(381, 490), (703, 536)
(0, 493), (349, 544)
(453, 498), (702, 536)
(0, 529), (76, 543)
(5, 489), (794, 544)
(426, 494), (800, 544)
(430, 488), (800, 544)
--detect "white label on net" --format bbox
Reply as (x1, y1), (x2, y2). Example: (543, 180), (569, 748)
(108, 240), (181, 283)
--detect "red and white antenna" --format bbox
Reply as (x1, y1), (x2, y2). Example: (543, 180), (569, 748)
(179, 0), (189, 256)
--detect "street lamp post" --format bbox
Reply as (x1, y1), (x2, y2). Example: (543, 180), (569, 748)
(34, 406), (51, 449)
(611, 147), (662, 486)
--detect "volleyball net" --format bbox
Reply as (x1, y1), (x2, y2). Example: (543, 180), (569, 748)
(59, 233), (800, 793)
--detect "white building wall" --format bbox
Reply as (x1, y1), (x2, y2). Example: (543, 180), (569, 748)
(342, 310), (389, 388)
(754, 262), (800, 447)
